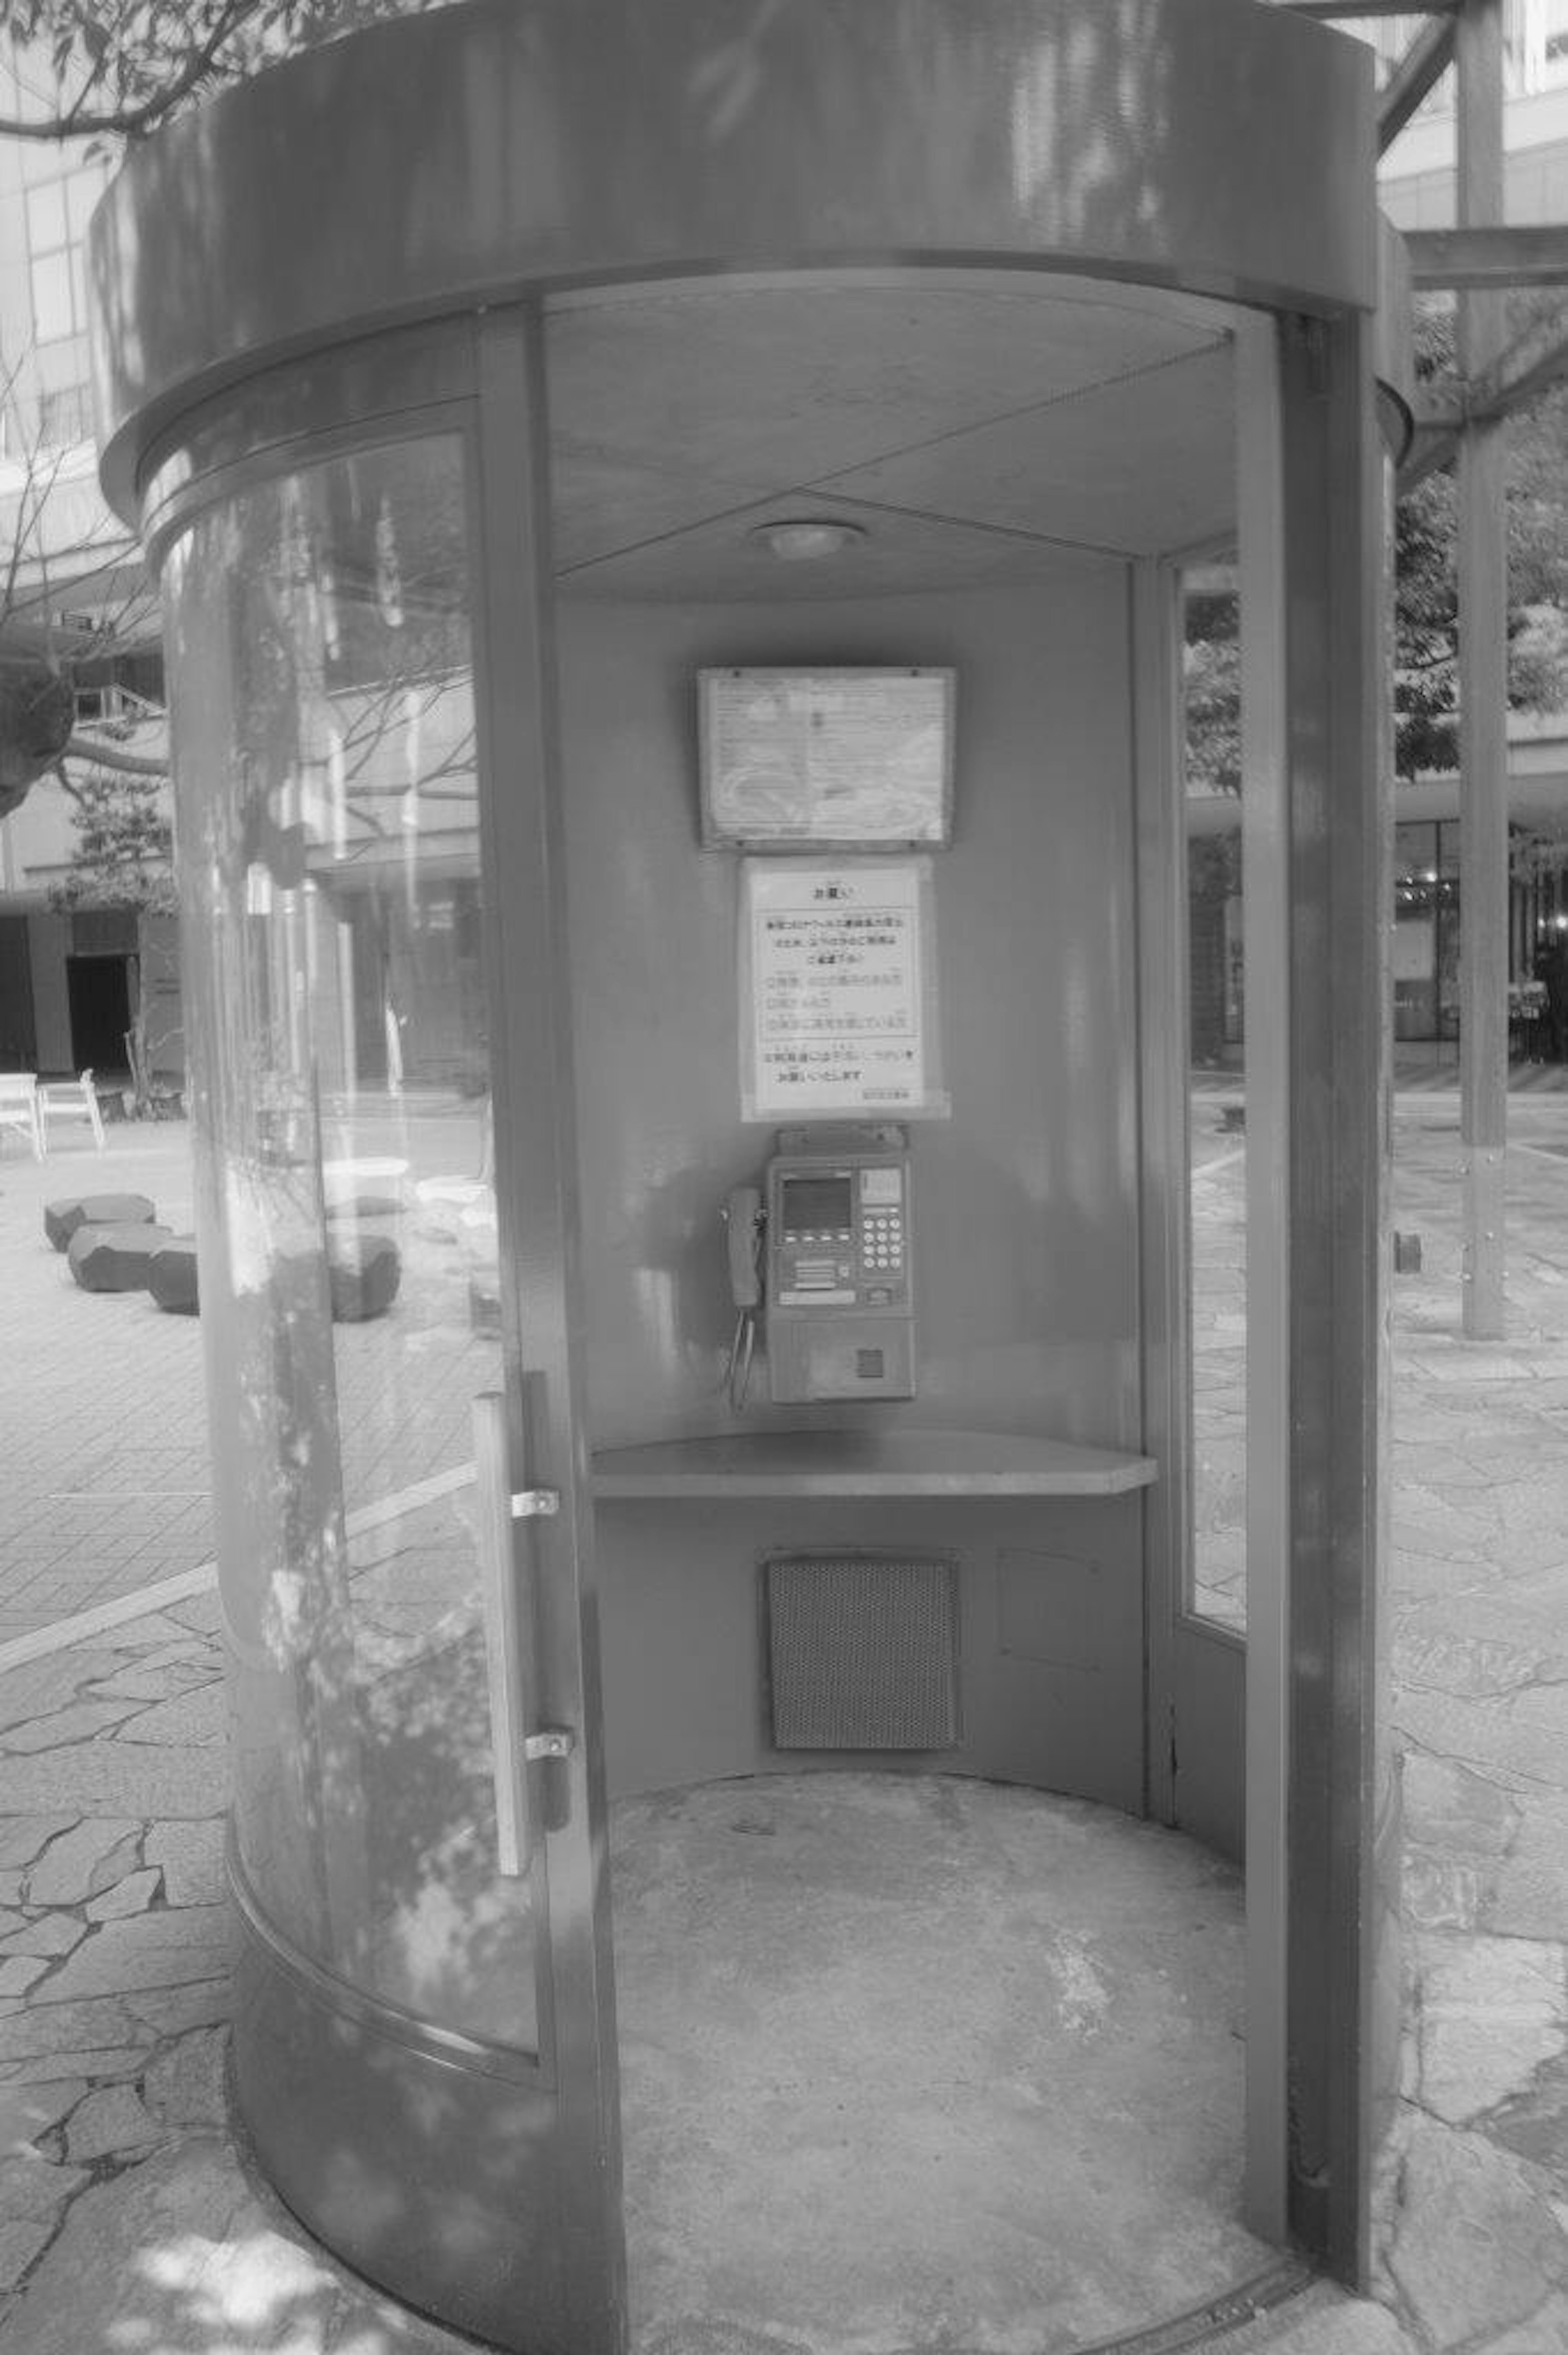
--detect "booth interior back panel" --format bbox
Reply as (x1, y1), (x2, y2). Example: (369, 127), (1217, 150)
(594, 1497), (1146, 1809)
(557, 577), (1143, 1456)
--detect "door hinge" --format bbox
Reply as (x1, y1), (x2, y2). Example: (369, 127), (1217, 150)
(510, 1487), (559, 1519)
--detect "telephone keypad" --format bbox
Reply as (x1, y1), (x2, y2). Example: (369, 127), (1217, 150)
(860, 1208), (904, 1276)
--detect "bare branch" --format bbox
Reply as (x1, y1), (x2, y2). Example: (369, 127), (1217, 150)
(62, 731), (167, 776)
(2, 436), (69, 622)
(0, 0), (269, 143)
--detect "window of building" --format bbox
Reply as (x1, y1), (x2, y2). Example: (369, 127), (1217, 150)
(1508, 0), (1568, 85)
(1361, 1), (1568, 109)
(38, 381), (93, 448)
(28, 245), (75, 344)
(23, 162), (105, 348)
(1541, 0), (1568, 76)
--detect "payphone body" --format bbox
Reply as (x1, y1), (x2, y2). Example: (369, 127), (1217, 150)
(731, 1124), (915, 1403)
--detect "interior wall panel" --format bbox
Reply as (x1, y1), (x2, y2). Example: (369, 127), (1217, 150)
(557, 576), (1144, 1458)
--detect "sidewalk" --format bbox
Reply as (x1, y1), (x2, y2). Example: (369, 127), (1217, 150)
(0, 1106), (1564, 2354)
(0, 1122), (474, 2355)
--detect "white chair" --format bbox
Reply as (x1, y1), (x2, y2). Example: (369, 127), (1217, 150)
(0, 1073), (44, 1160)
(38, 1068), (106, 1152)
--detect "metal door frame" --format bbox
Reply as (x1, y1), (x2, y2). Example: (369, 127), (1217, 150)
(1137, 304), (1395, 2283)
(472, 301), (627, 2353)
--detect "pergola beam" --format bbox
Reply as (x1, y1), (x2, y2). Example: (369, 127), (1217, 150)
(1402, 308), (1568, 471)
(1276, 3), (1456, 19)
(1405, 224), (1568, 288)
(1379, 15), (1457, 150)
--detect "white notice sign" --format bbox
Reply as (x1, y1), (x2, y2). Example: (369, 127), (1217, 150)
(744, 862), (937, 1117)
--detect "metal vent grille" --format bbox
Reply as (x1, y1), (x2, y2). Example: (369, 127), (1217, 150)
(765, 1553), (960, 1751)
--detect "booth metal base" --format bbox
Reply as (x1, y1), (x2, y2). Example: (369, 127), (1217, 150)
(613, 1772), (1276, 2355)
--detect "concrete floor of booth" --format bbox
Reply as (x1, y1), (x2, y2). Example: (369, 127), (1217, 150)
(612, 1771), (1278, 2355)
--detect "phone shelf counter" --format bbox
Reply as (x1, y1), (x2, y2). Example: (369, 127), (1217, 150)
(590, 1427), (1157, 1499)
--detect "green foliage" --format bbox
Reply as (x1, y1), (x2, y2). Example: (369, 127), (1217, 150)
(1185, 302), (1568, 794)
(1182, 593), (1240, 797)
(1509, 382), (1568, 614)
(1389, 424), (1568, 782)
(1393, 466), (1460, 781)
(49, 766), (175, 912)
(1390, 297), (1568, 780)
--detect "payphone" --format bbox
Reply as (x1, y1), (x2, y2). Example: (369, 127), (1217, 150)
(726, 1123), (914, 1405)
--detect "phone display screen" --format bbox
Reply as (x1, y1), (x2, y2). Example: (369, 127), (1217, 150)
(780, 1175), (853, 1235)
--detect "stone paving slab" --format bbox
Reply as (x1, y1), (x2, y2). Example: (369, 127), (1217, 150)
(0, 2136), (480, 2355)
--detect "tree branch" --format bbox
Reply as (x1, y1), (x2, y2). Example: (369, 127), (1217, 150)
(63, 732), (167, 776)
(0, 0), (266, 142)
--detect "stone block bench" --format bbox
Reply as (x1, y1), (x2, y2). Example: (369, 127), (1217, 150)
(68, 1222), (176, 1293)
(325, 1194), (405, 1224)
(45, 1194), (157, 1253)
(148, 1235), (200, 1315)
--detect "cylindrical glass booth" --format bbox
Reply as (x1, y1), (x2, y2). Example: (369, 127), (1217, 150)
(164, 431), (537, 2045)
(91, 5), (1395, 2350)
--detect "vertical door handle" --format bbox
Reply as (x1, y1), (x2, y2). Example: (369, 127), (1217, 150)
(473, 1391), (575, 1877)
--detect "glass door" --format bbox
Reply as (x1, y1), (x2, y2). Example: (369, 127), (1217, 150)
(160, 392), (624, 2354)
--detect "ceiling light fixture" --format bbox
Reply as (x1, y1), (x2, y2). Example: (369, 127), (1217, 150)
(750, 518), (868, 562)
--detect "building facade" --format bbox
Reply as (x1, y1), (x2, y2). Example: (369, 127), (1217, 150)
(0, 36), (172, 1090)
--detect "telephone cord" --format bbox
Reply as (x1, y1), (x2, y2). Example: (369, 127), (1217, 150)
(726, 1307), (756, 1413)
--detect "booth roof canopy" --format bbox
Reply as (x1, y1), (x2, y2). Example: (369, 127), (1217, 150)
(88, 0), (1375, 534)
(543, 276), (1236, 595)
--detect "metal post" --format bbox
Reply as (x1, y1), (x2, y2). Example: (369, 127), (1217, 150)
(1457, 0), (1509, 1337)
(1237, 315), (1291, 2251)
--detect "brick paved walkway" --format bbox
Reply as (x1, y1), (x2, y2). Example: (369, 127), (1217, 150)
(0, 1129), (208, 1646)
(0, 1106), (494, 1646)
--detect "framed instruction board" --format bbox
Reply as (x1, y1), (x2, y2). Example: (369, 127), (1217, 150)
(700, 667), (955, 850)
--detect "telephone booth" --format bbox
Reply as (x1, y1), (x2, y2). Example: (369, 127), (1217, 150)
(90, 4), (1402, 2348)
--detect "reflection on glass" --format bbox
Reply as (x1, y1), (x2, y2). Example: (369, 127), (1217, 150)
(1182, 564), (1246, 1633)
(163, 435), (537, 2049)
(1394, 818), (1461, 1046)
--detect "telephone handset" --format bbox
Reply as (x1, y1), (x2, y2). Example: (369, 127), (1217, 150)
(723, 1185), (765, 1409)
(725, 1185), (763, 1309)
(723, 1125), (915, 1408)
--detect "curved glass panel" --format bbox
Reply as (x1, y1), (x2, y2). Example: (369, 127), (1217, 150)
(162, 433), (537, 2051)
(1183, 560), (1247, 1635)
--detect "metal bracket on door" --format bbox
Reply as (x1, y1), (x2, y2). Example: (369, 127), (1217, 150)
(523, 1727), (576, 1762)
(511, 1487), (559, 1519)
(474, 1395), (578, 1877)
